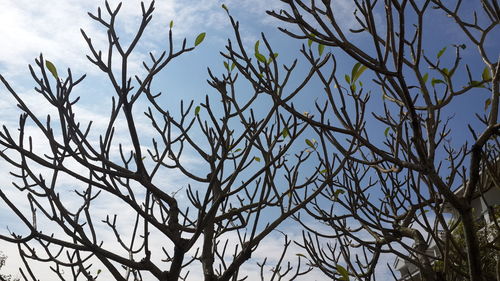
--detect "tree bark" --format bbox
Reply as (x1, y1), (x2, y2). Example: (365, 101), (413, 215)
(461, 209), (484, 281)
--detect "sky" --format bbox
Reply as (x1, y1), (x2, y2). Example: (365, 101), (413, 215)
(0, 0), (498, 280)
(0, 1), (330, 279)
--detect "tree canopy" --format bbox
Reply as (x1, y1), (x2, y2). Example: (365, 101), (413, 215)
(0, 1), (498, 281)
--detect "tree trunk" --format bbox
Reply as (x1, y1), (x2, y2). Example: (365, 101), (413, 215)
(462, 209), (484, 281)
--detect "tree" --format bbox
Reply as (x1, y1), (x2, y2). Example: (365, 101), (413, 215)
(249, 0), (497, 280)
(434, 206), (500, 281)
(0, 1), (498, 281)
(0, 1), (323, 280)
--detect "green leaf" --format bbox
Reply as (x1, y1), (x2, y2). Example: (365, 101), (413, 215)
(194, 32), (206, 46)
(254, 156), (261, 162)
(307, 33), (315, 47)
(336, 264), (349, 281)
(442, 68), (449, 76)
(45, 60), (58, 79)
(221, 4), (228, 12)
(305, 139), (315, 149)
(485, 98), (491, 111)
(255, 53), (267, 63)
(470, 80), (484, 88)
(268, 52), (279, 63)
(333, 189), (345, 201)
(231, 62), (236, 71)
(318, 44), (325, 56)
(482, 66), (492, 81)
(431, 78), (444, 87)
(344, 74), (351, 84)
(437, 46), (446, 59)
(319, 169), (328, 174)
(296, 253), (307, 258)
(352, 64), (367, 82)
(351, 63), (361, 81)
(195, 106), (201, 115)
(254, 40), (260, 54)
(169, 20), (174, 29)
(384, 127), (390, 137)
(233, 148), (242, 153)
(281, 127), (289, 138)
(422, 73), (429, 83)
(97, 269), (102, 275)
(223, 61), (229, 70)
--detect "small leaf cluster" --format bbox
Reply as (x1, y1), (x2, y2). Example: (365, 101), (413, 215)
(254, 40), (278, 64)
(307, 33), (325, 56)
(344, 62), (367, 92)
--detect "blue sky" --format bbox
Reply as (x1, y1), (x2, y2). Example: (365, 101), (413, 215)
(0, 1), (330, 279)
(0, 0), (498, 280)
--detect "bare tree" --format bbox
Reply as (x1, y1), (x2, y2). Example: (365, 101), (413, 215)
(0, 1), (333, 280)
(223, 0), (500, 280)
(2, 0), (499, 280)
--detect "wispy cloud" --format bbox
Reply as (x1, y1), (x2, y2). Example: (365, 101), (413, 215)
(0, 0), (103, 77)
(0, 0), (286, 81)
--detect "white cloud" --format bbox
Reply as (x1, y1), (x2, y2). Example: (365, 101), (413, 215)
(0, 0), (103, 78)
(0, 0), (285, 82)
